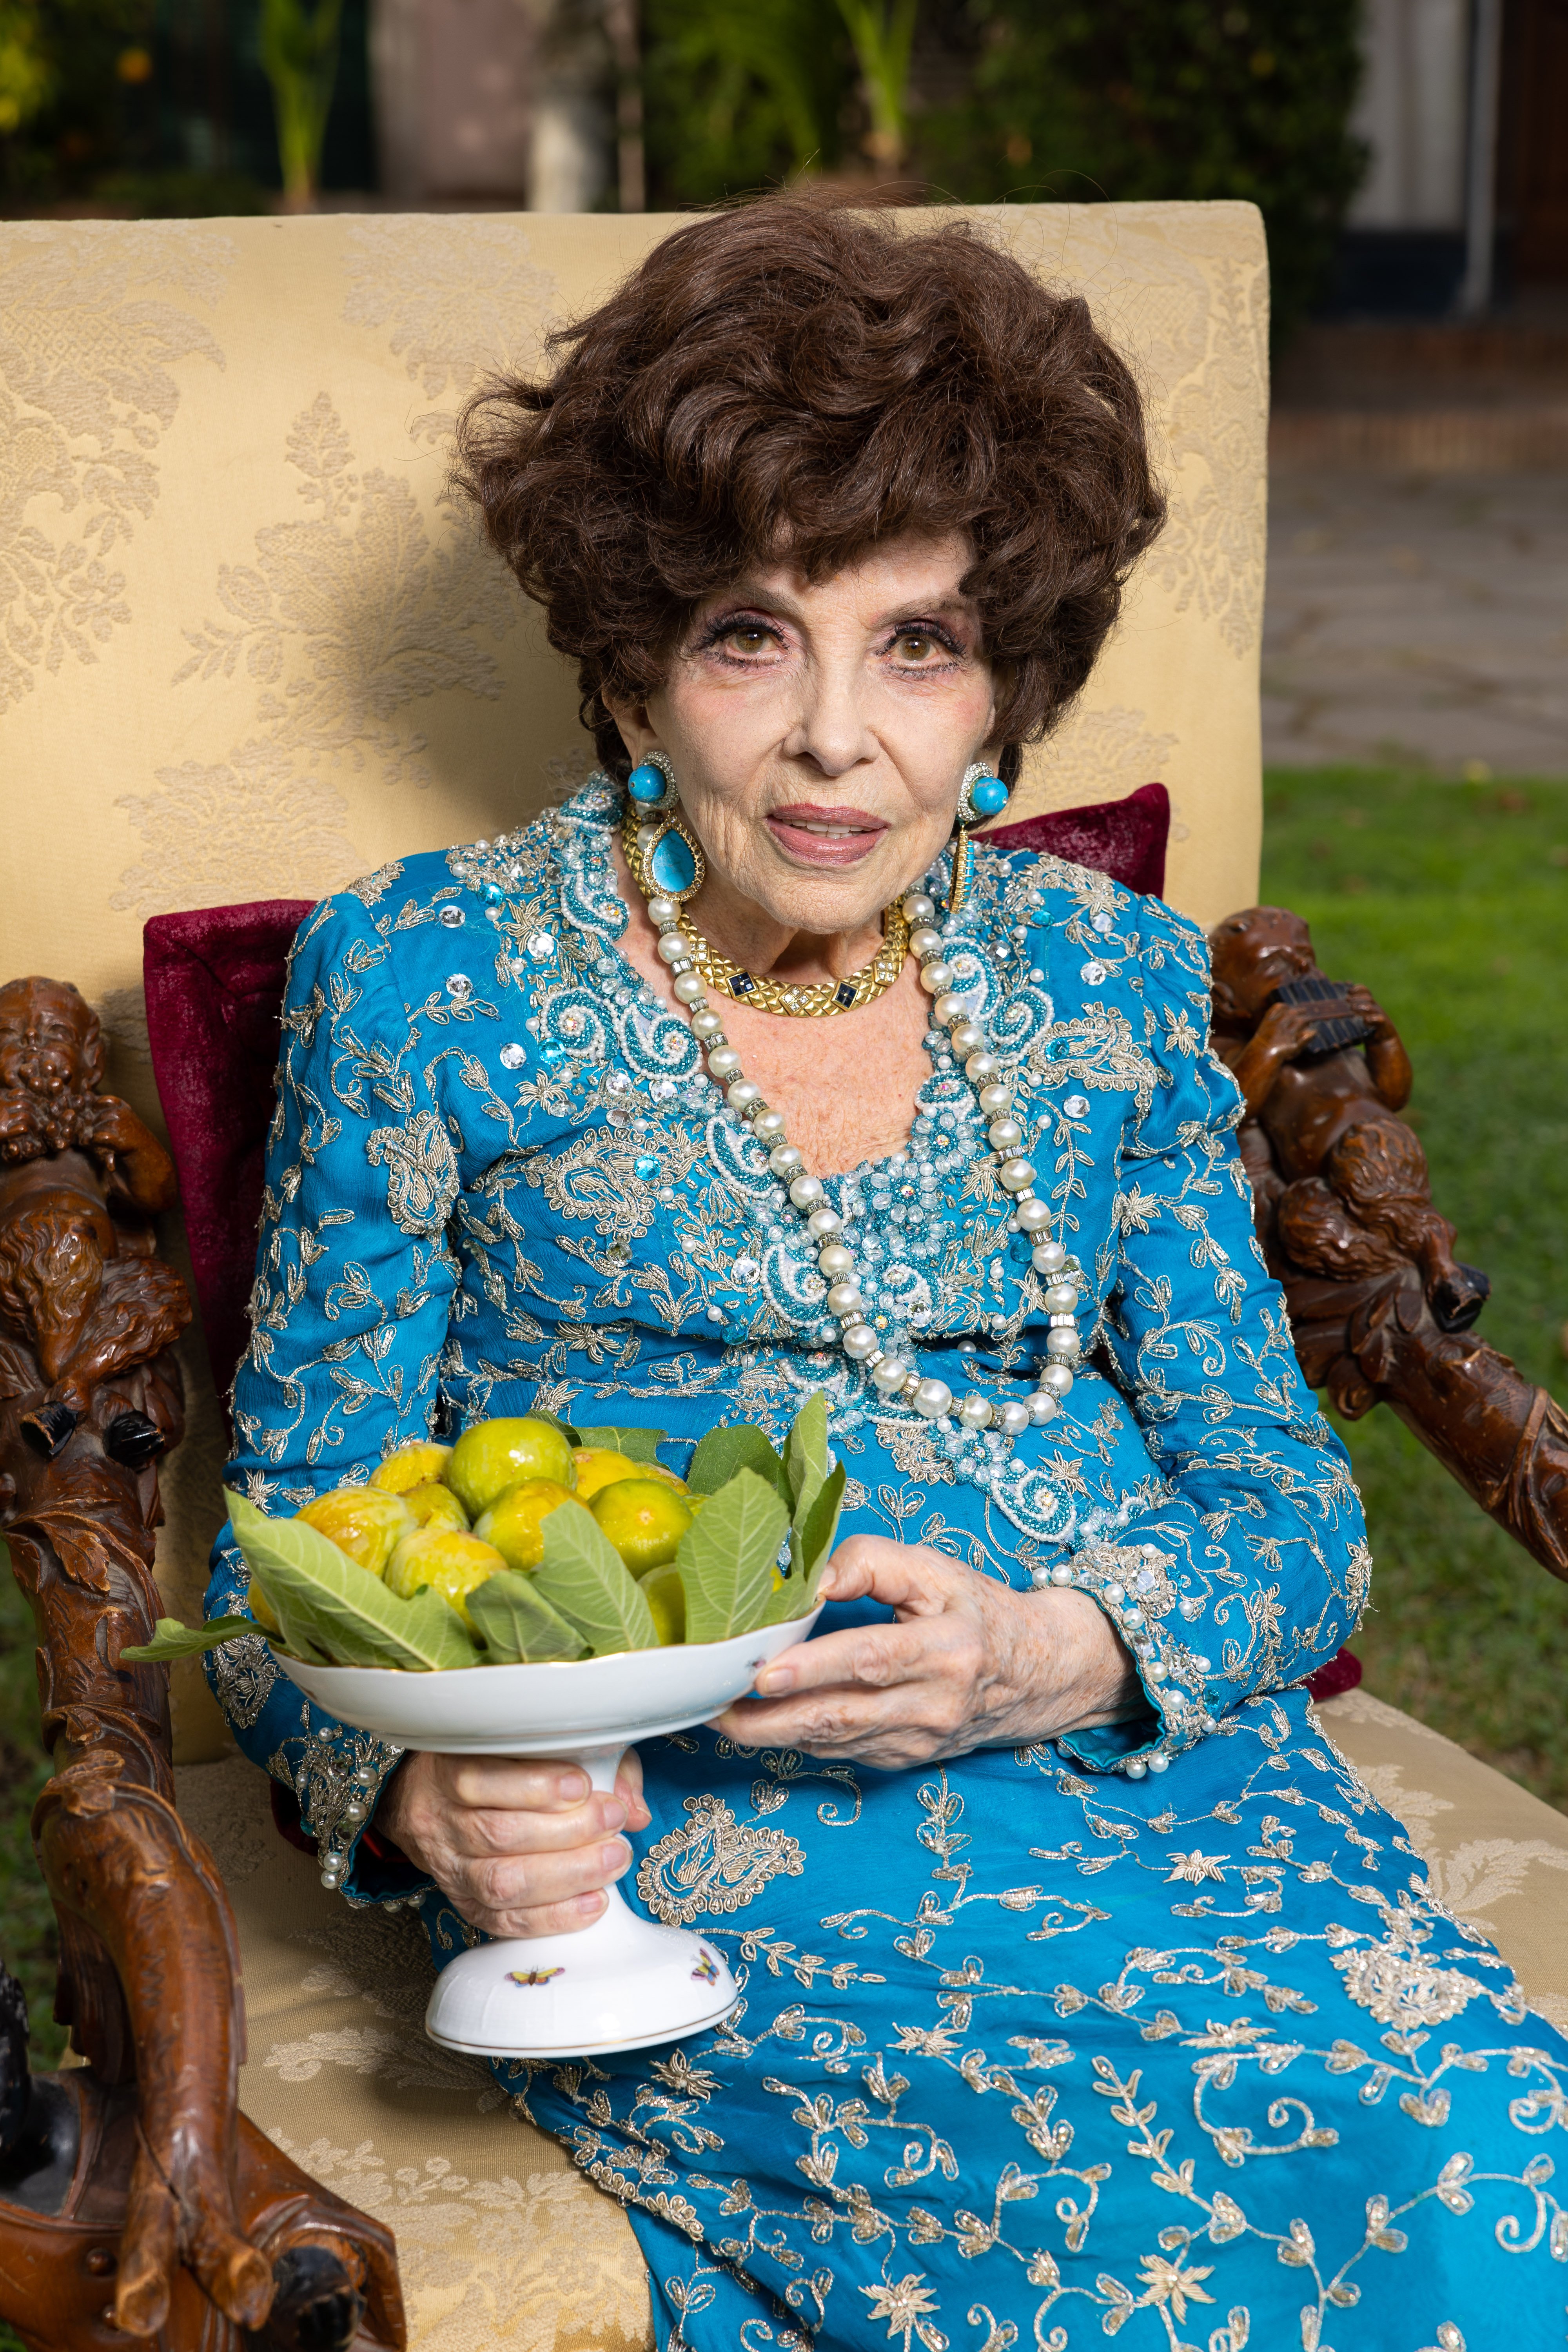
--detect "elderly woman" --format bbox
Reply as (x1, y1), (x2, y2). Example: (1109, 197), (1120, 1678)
(207, 201), (1564, 2348)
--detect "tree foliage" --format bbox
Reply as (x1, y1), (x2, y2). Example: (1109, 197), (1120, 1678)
(926, 0), (1367, 344)
(644, 0), (851, 203)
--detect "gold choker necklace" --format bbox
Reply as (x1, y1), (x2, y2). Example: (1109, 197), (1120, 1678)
(622, 802), (911, 1018)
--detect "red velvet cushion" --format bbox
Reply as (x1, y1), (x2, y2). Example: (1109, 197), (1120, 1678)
(984, 780), (1169, 897)
(143, 900), (314, 1405)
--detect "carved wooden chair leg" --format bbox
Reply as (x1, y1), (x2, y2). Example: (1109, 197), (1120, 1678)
(0, 982), (407, 2348)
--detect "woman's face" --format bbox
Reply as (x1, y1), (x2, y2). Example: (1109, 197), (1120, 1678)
(607, 533), (1002, 936)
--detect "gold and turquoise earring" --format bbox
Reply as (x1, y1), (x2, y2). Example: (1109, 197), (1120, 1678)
(949, 760), (1011, 915)
(624, 751), (706, 901)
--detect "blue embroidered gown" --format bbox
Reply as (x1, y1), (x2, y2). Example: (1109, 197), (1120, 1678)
(207, 779), (1568, 2350)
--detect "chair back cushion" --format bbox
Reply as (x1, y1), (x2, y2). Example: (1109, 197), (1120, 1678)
(143, 902), (314, 1407)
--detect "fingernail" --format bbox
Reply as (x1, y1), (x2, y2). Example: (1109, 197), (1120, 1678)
(557, 1770), (588, 1800)
(575, 1890), (606, 1919)
(603, 1841), (632, 1878)
(603, 1798), (627, 1831)
(755, 1665), (793, 1695)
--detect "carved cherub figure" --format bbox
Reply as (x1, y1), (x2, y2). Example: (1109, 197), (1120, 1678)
(1209, 906), (1488, 1333)
(0, 978), (176, 1233)
(0, 980), (187, 1460)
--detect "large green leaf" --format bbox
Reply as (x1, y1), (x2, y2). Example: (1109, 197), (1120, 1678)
(468, 1571), (590, 1664)
(785, 1388), (830, 1524)
(226, 1489), (478, 1671)
(121, 1615), (261, 1664)
(676, 1468), (791, 1644)
(531, 1506), (659, 1656)
(573, 1424), (668, 1465)
(687, 1422), (790, 1505)
(770, 1459), (847, 1623)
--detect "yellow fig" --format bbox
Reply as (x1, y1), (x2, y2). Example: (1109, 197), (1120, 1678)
(403, 1480), (470, 1532)
(639, 1564), (686, 1646)
(247, 1577), (282, 1636)
(371, 1440), (453, 1495)
(385, 1527), (510, 1632)
(295, 1486), (414, 1577)
(590, 1478), (693, 1575)
(475, 1477), (590, 1573)
(446, 1417), (576, 1516)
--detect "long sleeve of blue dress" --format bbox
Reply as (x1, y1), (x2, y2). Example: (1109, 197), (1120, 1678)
(1050, 897), (1369, 1774)
(205, 888), (457, 1902)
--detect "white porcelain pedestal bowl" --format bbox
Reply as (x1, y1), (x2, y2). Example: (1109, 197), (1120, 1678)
(276, 1609), (820, 2058)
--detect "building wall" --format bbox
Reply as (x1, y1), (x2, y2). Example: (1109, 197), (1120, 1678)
(1348, 0), (1472, 229)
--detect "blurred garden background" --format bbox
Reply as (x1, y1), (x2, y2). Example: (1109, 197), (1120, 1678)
(0, 0), (1565, 2103)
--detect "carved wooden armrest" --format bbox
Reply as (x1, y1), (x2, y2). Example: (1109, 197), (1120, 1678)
(1210, 911), (1568, 1581)
(0, 976), (405, 2349)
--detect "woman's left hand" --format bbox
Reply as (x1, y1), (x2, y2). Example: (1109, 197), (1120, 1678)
(714, 1535), (1138, 1769)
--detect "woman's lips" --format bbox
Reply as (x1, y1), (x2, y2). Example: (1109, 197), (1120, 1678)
(766, 804), (887, 867)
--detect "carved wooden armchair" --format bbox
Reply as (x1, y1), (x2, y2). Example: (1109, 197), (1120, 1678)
(4, 205), (1567, 2351)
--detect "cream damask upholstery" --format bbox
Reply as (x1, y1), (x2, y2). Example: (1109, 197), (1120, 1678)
(7, 205), (1567, 2351)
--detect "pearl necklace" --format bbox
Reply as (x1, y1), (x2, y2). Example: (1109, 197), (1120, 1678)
(631, 817), (1084, 1444)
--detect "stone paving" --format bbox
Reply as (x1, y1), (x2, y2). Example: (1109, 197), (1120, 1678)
(1263, 469), (1568, 775)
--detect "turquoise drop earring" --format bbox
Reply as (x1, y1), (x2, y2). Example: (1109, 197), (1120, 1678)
(957, 761), (1010, 826)
(624, 751), (706, 900)
(949, 760), (1011, 916)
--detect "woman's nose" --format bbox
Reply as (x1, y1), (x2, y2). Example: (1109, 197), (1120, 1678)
(784, 662), (877, 778)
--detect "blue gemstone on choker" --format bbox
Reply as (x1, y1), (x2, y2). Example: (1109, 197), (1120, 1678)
(648, 828), (698, 894)
(628, 763), (669, 805)
(971, 773), (1009, 818)
(835, 981), (857, 1007)
(729, 971), (756, 996)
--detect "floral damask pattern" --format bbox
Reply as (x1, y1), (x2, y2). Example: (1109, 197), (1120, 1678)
(110, 393), (520, 915)
(341, 215), (560, 437)
(0, 221), (232, 713)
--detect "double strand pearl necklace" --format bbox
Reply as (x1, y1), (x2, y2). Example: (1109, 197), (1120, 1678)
(632, 818), (1085, 1443)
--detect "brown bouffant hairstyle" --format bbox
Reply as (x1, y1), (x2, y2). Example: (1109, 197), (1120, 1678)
(455, 197), (1166, 783)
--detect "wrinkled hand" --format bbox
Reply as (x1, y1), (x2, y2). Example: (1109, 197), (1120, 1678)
(715, 1536), (1137, 1770)
(375, 1749), (650, 1938)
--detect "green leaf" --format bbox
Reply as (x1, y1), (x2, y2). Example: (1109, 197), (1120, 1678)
(468, 1572), (590, 1664)
(573, 1424), (669, 1465)
(676, 1467), (791, 1644)
(788, 1459), (846, 1604)
(225, 1489), (478, 1671)
(531, 1506), (659, 1656)
(687, 1423), (791, 1506)
(785, 1389), (830, 1524)
(120, 1615), (259, 1664)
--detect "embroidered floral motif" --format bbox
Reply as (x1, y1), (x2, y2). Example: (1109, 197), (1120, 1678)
(637, 1794), (807, 1926)
(367, 1110), (459, 1236)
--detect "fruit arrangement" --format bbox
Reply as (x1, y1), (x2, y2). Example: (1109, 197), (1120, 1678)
(124, 1395), (844, 1672)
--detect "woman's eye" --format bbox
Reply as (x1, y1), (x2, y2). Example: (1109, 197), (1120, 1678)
(720, 625), (776, 655)
(893, 631), (943, 662)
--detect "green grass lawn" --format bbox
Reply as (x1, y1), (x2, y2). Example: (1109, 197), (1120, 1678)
(0, 764), (1564, 2171)
(1259, 766), (1568, 1807)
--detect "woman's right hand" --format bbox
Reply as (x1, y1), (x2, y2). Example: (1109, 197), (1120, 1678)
(374, 1750), (650, 1938)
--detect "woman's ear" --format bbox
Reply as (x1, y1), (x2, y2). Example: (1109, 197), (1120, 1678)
(601, 691), (658, 768)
